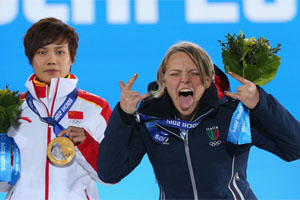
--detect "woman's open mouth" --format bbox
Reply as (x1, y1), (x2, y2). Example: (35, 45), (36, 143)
(178, 89), (194, 110)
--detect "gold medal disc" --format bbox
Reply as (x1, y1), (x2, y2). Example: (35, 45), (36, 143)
(47, 137), (75, 166)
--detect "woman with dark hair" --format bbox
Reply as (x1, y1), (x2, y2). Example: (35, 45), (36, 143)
(98, 41), (300, 199)
(0, 17), (111, 199)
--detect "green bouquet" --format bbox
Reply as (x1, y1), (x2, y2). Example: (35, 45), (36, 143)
(219, 31), (281, 86)
(0, 85), (23, 133)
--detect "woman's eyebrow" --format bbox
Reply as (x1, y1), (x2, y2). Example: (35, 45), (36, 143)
(55, 44), (68, 49)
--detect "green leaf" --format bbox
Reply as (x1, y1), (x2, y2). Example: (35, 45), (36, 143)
(219, 32), (281, 86)
(7, 105), (20, 125)
(255, 56), (281, 86)
(0, 106), (9, 133)
(244, 65), (261, 83)
(222, 50), (243, 75)
(0, 86), (23, 133)
(253, 45), (269, 65)
(0, 93), (16, 107)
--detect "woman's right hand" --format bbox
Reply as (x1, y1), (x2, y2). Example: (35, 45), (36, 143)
(120, 73), (150, 114)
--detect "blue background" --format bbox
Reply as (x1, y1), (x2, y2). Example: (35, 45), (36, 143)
(0, 0), (300, 199)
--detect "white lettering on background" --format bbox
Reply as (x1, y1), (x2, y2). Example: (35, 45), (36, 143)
(72, 0), (95, 24)
(107, 0), (129, 24)
(0, 0), (297, 25)
(185, 0), (239, 23)
(23, 0), (68, 22)
(135, 0), (158, 24)
(0, 0), (18, 25)
(106, 0), (158, 24)
(244, 0), (296, 22)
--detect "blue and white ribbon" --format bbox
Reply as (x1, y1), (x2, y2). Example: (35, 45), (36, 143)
(0, 133), (20, 185)
(227, 102), (252, 145)
(25, 88), (78, 136)
(136, 113), (201, 144)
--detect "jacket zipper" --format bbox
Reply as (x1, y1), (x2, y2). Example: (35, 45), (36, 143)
(39, 78), (60, 200)
(233, 172), (245, 200)
(184, 132), (198, 200)
(155, 107), (215, 199)
(193, 107), (214, 122)
(156, 124), (182, 139)
(35, 96), (51, 200)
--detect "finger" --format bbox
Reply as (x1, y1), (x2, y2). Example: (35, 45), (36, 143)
(139, 92), (151, 101)
(225, 91), (239, 100)
(236, 86), (245, 93)
(58, 129), (67, 137)
(119, 81), (125, 91)
(228, 72), (250, 85)
(62, 126), (72, 138)
(72, 136), (86, 146)
(70, 127), (85, 137)
(124, 73), (138, 91)
(123, 91), (141, 95)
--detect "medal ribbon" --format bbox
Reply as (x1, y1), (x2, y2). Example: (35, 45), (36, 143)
(25, 88), (78, 136)
(227, 102), (252, 144)
(136, 113), (201, 144)
(0, 133), (21, 185)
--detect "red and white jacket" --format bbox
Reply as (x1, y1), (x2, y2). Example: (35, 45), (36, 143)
(0, 74), (111, 200)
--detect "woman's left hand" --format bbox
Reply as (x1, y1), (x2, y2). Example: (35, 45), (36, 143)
(225, 72), (260, 109)
(58, 126), (86, 146)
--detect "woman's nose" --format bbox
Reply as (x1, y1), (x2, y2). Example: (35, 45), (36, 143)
(47, 52), (56, 65)
(181, 73), (190, 83)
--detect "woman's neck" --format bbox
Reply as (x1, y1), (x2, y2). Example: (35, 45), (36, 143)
(177, 110), (197, 121)
(47, 85), (51, 97)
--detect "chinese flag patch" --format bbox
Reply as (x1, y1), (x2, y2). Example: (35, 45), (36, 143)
(68, 111), (83, 119)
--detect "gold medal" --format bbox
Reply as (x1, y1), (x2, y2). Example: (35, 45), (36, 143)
(47, 137), (75, 166)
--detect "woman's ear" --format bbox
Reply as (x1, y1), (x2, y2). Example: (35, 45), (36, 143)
(162, 75), (166, 88)
(205, 76), (213, 89)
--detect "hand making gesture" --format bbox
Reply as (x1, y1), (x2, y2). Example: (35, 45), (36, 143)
(225, 72), (260, 109)
(120, 73), (150, 114)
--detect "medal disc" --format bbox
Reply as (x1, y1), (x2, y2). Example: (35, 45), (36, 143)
(47, 137), (75, 166)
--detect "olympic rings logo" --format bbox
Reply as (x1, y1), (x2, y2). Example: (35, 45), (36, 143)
(69, 119), (82, 125)
(209, 140), (222, 147)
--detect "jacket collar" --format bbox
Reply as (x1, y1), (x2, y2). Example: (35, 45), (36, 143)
(25, 74), (78, 101)
(139, 83), (219, 120)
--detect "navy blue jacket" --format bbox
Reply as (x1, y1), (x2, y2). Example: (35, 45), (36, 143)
(98, 81), (300, 199)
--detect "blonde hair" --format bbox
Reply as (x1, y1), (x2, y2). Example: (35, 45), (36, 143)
(153, 41), (215, 98)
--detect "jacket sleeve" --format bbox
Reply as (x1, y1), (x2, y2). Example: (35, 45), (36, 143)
(97, 103), (147, 184)
(251, 86), (300, 161)
(75, 100), (112, 184)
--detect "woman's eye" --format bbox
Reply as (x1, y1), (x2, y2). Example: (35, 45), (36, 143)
(190, 71), (200, 76)
(37, 51), (46, 55)
(169, 72), (179, 76)
(191, 73), (200, 76)
(57, 50), (65, 54)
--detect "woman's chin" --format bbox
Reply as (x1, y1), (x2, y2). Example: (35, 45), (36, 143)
(177, 107), (195, 120)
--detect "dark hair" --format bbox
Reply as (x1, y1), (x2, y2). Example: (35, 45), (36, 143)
(23, 17), (79, 64)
